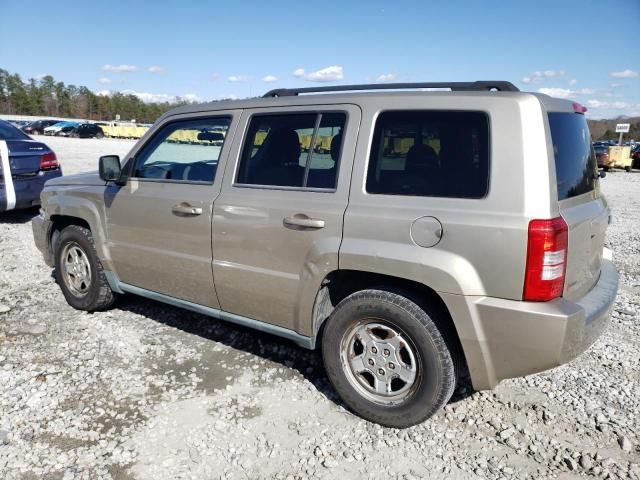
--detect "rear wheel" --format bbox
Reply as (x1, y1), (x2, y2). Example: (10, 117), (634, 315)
(54, 225), (116, 311)
(625, 166), (632, 173)
(96, 131), (104, 139)
(322, 289), (457, 428)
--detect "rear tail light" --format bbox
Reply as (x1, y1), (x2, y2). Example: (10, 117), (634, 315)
(39, 152), (59, 170)
(523, 217), (568, 301)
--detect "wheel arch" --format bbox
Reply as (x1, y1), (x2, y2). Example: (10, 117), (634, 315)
(47, 197), (111, 270)
(311, 269), (469, 378)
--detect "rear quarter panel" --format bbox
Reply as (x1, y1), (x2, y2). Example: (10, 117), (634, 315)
(341, 93), (554, 300)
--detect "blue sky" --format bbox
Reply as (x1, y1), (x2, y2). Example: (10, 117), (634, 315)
(1, 0), (638, 118)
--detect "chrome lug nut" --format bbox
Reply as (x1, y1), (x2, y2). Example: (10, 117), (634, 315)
(378, 369), (385, 375)
(388, 362), (395, 369)
(368, 358), (375, 366)
(371, 346), (377, 354)
(383, 349), (390, 356)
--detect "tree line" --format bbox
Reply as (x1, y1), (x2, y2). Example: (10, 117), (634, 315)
(0, 68), (187, 124)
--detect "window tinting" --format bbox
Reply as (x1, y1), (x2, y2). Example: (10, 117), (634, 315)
(0, 120), (29, 140)
(367, 111), (489, 198)
(548, 112), (596, 200)
(133, 117), (230, 183)
(236, 112), (346, 189)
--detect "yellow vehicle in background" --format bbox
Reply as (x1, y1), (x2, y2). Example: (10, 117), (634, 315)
(606, 146), (632, 172)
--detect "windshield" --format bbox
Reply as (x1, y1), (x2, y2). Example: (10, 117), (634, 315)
(0, 120), (30, 140)
(548, 112), (597, 201)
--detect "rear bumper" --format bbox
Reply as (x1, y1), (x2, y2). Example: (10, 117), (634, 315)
(443, 259), (619, 390)
(0, 170), (61, 212)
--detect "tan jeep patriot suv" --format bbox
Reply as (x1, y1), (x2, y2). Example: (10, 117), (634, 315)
(32, 81), (619, 427)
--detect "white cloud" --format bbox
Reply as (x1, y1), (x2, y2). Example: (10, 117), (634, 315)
(211, 73), (220, 81)
(102, 64), (138, 73)
(148, 66), (165, 74)
(101, 89), (198, 104)
(228, 75), (250, 83)
(604, 92), (624, 98)
(609, 69), (638, 78)
(538, 87), (596, 98)
(569, 79), (577, 86)
(294, 65), (343, 82)
(376, 73), (397, 83)
(97, 77), (111, 84)
(610, 83), (621, 88)
(538, 87), (573, 99)
(35, 73), (50, 80)
(585, 99), (631, 109)
(521, 69), (565, 85)
(263, 75), (278, 83)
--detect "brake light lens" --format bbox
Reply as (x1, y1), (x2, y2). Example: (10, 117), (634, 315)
(523, 217), (568, 301)
(572, 102), (588, 114)
(40, 152), (59, 170)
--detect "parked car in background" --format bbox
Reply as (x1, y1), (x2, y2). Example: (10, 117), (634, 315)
(9, 120), (30, 128)
(71, 123), (104, 139)
(632, 145), (640, 169)
(55, 122), (80, 137)
(0, 119), (62, 212)
(22, 119), (61, 135)
(595, 145), (610, 169)
(44, 121), (77, 136)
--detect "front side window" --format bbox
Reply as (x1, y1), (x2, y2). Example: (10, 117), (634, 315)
(366, 111), (490, 198)
(236, 112), (346, 189)
(133, 117), (230, 183)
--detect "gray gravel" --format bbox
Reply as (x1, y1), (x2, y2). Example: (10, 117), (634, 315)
(1, 137), (639, 479)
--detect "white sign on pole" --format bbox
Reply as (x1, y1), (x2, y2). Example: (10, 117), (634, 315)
(616, 123), (630, 133)
(115, 114), (121, 121)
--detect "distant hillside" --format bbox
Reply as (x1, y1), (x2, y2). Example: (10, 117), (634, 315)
(588, 116), (640, 141)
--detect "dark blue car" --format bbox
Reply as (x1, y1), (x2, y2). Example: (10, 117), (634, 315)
(0, 119), (62, 212)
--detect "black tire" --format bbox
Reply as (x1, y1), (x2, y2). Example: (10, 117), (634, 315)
(322, 289), (456, 428)
(54, 225), (116, 311)
(625, 166), (632, 173)
(96, 132), (104, 139)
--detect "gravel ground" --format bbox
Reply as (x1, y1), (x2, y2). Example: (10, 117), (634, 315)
(1, 137), (639, 480)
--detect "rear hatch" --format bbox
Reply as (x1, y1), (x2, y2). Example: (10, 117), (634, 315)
(548, 111), (607, 301)
(4, 140), (47, 176)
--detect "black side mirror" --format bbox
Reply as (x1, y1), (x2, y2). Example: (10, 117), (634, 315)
(99, 155), (122, 183)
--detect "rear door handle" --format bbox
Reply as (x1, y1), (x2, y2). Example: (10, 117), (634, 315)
(172, 203), (203, 216)
(283, 214), (325, 229)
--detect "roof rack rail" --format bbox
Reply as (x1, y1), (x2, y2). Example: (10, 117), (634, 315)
(263, 80), (519, 97)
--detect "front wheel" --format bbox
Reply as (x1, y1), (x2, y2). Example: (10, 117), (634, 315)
(625, 166), (632, 173)
(54, 225), (116, 311)
(322, 289), (457, 428)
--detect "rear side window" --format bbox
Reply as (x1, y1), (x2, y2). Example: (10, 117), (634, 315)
(548, 113), (596, 200)
(236, 112), (346, 189)
(366, 111), (489, 198)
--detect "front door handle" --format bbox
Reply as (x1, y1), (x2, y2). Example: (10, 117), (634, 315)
(283, 214), (325, 229)
(172, 203), (203, 216)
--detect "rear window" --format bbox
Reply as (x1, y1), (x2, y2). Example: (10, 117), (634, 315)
(366, 111), (489, 198)
(548, 112), (597, 200)
(0, 121), (29, 140)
